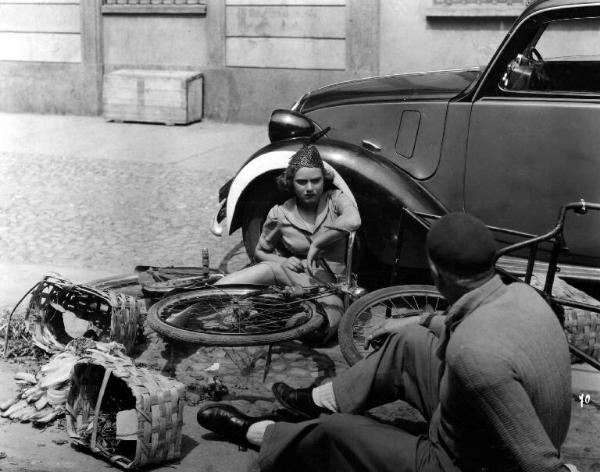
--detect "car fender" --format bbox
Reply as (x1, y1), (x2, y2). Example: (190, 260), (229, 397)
(225, 143), (356, 235)
(227, 139), (446, 267)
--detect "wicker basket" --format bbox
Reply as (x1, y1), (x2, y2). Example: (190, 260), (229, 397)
(530, 275), (600, 361)
(25, 275), (142, 354)
(66, 354), (185, 469)
(564, 308), (600, 361)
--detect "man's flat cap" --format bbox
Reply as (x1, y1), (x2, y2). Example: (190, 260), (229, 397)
(426, 212), (496, 276)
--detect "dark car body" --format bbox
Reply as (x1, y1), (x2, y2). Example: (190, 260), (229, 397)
(213, 0), (600, 287)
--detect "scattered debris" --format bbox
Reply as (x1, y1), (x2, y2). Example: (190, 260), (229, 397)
(0, 339), (130, 427)
(185, 376), (228, 405)
(0, 348), (77, 423)
(0, 451), (6, 459)
(0, 310), (48, 360)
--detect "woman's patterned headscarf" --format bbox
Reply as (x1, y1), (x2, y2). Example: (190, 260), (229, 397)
(288, 145), (325, 175)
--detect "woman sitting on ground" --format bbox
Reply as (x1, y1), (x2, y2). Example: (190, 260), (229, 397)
(214, 144), (361, 343)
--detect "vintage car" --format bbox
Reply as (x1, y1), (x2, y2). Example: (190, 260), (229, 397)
(212, 0), (600, 289)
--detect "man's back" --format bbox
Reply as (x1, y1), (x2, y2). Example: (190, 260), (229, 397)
(437, 278), (572, 471)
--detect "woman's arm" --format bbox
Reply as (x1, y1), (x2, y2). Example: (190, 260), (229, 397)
(307, 191), (361, 268)
(254, 244), (286, 264)
(307, 228), (346, 268)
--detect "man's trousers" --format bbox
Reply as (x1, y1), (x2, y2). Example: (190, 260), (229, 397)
(258, 325), (461, 472)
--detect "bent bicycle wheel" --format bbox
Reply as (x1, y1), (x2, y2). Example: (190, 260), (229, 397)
(147, 285), (325, 345)
(339, 285), (447, 366)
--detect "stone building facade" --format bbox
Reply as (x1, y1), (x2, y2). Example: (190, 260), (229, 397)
(0, 0), (527, 123)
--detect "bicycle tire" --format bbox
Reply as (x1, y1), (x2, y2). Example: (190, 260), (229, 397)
(339, 285), (447, 366)
(147, 285), (325, 346)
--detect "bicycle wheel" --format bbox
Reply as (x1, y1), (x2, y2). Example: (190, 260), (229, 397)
(339, 285), (447, 366)
(147, 285), (325, 346)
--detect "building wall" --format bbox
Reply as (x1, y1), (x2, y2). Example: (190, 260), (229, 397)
(379, 1), (519, 75)
(203, 0), (378, 122)
(224, 0), (346, 70)
(0, 0), (81, 62)
(0, 0), (102, 115)
(0, 0), (530, 121)
(103, 16), (208, 68)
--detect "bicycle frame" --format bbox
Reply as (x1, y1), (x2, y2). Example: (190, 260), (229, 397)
(400, 202), (600, 371)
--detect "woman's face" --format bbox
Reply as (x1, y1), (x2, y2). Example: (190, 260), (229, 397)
(293, 167), (324, 206)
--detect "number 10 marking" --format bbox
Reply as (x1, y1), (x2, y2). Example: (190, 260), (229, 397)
(579, 393), (591, 407)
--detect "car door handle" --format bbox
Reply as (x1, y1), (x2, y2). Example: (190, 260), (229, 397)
(362, 140), (381, 152)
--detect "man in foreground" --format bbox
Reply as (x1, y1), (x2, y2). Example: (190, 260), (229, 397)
(197, 212), (575, 471)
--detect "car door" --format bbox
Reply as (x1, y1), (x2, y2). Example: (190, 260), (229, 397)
(464, 9), (600, 266)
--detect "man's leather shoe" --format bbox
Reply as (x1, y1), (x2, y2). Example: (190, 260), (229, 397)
(197, 403), (262, 450)
(272, 382), (330, 420)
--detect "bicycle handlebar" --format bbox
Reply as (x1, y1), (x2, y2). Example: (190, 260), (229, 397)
(495, 200), (600, 260)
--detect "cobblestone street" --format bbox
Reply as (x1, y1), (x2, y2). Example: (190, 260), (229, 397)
(0, 113), (357, 472)
(0, 113), (354, 391)
(0, 114), (265, 272)
(0, 113), (598, 471)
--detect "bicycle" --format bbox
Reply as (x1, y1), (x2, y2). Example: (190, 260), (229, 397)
(147, 261), (366, 347)
(88, 265), (224, 299)
(338, 284), (447, 366)
(338, 202), (600, 370)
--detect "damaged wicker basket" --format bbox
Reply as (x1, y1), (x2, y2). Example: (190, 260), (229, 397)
(564, 308), (600, 361)
(66, 353), (185, 469)
(25, 275), (142, 354)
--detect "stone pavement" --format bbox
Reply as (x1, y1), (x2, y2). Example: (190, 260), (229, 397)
(0, 112), (353, 472)
(0, 113), (599, 471)
(0, 113), (267, 274)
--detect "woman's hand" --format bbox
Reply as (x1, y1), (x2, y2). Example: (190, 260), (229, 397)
(306, 243), (322, 272)
(364, 317), (421, 349)
(284, 256), (306, 273)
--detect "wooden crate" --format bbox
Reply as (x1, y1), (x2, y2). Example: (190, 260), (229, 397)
(103, 69), (203, 125)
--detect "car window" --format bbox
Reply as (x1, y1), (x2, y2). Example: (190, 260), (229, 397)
(500, 17), (600, 94)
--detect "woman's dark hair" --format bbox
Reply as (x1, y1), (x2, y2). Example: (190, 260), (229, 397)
(276, 145), (334, 195)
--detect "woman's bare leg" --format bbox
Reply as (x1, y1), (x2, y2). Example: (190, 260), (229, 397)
(166, 263), (280, 327)
(214, 263), (279, 285)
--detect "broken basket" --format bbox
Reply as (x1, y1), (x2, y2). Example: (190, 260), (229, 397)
(25, 275), (142, 354)
(66, 353), (185, 469)
(564, 308), (600, 361)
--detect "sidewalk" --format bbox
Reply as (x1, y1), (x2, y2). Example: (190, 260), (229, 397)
(0, 112), (599, 471)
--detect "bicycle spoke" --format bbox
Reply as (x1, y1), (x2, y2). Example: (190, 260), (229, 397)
(350, 291), (447, 356)
(160, 291), (314, 335)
